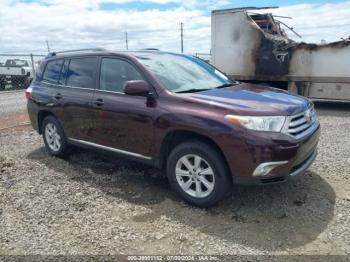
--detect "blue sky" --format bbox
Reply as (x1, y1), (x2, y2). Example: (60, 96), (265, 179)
(99, 0), (344, 11)
(18, 0), (347, 11)
(1, 0), (350, 53)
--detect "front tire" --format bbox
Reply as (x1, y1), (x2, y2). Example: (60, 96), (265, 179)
(42, 115), (68, 157)
(166, 141), (232, 207)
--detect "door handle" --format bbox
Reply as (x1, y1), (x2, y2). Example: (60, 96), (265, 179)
(94, 98), (104, 106)
(54, 93), (62, 100)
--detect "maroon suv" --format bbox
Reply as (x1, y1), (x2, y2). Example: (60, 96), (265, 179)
(26, 49), (320, 207)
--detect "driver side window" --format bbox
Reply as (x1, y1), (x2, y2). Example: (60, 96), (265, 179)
(99, 58), (143, 93)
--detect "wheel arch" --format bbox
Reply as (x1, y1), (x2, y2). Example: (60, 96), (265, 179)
(158, 129), (231, 178)
(37, 110), (57, 134)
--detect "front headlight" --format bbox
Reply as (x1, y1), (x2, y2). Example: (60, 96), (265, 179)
(225, 115), (286, 132)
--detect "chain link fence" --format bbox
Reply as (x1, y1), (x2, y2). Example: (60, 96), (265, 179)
(0, 54), (46, 91)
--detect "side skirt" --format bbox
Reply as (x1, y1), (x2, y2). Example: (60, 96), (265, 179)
(68, 138), (156, 166)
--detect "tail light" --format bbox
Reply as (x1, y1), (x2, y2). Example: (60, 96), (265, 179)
(25, 87), (32, 99)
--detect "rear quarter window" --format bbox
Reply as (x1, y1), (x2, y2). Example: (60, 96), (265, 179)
(58, 59), (69, 85)
(35, 61), (46, 80)
(42, 59), (64, 83)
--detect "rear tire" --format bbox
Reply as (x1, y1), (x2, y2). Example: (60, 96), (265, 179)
(166, 140), (232, 207)
(42, 115), (68, 157)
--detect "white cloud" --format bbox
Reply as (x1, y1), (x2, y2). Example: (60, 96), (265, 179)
(0, 1), (349, 54)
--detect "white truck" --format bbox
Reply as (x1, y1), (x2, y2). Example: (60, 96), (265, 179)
(211, 7), (350, 101)
(0, 59), (33, 91)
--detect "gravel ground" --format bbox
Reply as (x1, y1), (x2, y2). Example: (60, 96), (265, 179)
(0, 91), (29, 131)
(0, 100), (349, 257)
(0, 91), (26, 115)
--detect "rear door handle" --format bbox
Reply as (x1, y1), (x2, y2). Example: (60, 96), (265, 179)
(94, 98), (104, 106)
(54, 93), (62, 100)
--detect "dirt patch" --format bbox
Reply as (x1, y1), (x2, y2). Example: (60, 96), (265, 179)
(0, 110), (29, 130)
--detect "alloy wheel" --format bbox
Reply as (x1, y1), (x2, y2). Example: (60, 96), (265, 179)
(45, 122), (61, 152)
(175, 154), (215, 198)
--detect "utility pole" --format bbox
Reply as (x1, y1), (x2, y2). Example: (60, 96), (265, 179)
(46, 40), (51, 53)
(125, 32), (129, 50)
(180, 22), (184, 53)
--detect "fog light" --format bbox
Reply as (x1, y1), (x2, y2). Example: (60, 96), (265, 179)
(253, 161), (288, 177)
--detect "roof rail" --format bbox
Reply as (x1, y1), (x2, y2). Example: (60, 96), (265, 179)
(47, 48), (107, 57)
(141, 48), (160, 51)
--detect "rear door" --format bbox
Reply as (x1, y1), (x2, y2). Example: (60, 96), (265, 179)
(57, 56), (98, 140)
(38, 58), (65, 119)
(88, 57), (156, 159)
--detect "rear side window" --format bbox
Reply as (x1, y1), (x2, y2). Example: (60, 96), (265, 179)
(66, 57), (97, 89)
(35, 60), (46, 80)
(43, 59), (64, 83)
(58, 59), (69, 85)
(99, 58), (143, 93)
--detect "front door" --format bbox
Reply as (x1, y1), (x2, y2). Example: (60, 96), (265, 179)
(88, 57), (156, 159)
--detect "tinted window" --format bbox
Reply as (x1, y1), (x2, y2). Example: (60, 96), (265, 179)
(5, 59), (29, 67)
(36, 60), (46, 80)
(58, 59), (69, 85)
(100, 58), (143, 92)
(43, 59), (64, 83)
(66, 57), (97, 89)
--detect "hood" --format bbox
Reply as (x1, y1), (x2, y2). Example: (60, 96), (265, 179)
(187, 83), (311, 116)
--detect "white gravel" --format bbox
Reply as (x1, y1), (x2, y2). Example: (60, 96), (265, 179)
(0, 91), (26, 114)
(0, 102), (349, 256)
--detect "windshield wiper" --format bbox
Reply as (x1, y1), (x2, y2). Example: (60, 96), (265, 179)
(215, 82), (237, 89)
(176, 88), (212, 93)
(175, 82), (238, 93)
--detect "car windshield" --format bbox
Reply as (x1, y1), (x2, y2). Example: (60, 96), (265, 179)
(136, 53), (233, 93)
(6, 60), (29, 67)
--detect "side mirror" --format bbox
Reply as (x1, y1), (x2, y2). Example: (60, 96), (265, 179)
(123, 80), (151, 96)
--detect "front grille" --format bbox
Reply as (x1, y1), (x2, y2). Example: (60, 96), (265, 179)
(286, 107), (318, 138)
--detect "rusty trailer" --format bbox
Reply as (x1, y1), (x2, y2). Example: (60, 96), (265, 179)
(211, 7), (350, 101)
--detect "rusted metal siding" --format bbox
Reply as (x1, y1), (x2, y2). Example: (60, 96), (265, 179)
(308, 82), (350, 100)
(211, 11), (258, 77)
(290, 42), (350, 78)
(254, 34), (292, 77)
(211, 9), (350, 94)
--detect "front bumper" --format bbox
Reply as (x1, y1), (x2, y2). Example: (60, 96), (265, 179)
(220, 123), (320, 186)
(289, 147), (317, 177)
(234, 146), (318, 185)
